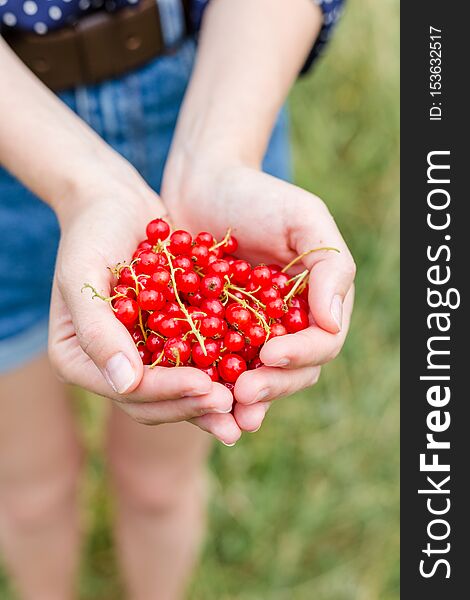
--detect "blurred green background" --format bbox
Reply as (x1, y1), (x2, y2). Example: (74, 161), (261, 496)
(0, 0), (399, 597)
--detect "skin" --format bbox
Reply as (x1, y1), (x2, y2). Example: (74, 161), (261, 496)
(0, 0), (355, 597)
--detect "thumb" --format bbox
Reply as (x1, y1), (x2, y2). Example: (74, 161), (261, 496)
(55, 263), (143, 395)
(302, 249), (356, 334)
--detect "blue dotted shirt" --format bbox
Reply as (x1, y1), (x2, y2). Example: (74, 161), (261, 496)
(0, 0), (345, 70)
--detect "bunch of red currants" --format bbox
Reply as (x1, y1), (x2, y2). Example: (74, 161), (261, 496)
(84, 218), (314, 388)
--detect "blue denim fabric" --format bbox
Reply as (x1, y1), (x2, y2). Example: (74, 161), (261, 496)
(0, 37), (291, 373)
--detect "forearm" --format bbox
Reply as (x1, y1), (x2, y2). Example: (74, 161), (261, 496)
(169, 0), (322, 170)
(0, 38), (146, 220)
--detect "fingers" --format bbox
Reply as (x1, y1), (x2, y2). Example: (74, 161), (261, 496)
(50, 277), (144, 394)
(290, 197), (356, 335)
(191, 412), (242, 446)
(117, 382), (234, 425)
(234, 365), (321, 406)
(233, 401), (271, 432)
(261, 287), (354, 369)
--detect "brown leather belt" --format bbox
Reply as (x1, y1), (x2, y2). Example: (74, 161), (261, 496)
(3, 0), (191, 92)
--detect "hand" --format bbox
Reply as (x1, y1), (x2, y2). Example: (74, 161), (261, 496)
(48, 177), (242, 446)
(163, 162), (356, 433)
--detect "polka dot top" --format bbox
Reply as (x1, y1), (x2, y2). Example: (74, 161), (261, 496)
(0, 0), (345, 71)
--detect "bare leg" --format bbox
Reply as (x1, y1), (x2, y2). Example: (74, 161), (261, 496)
(0, 354), (83, 600)
(107, 407), (212, 600)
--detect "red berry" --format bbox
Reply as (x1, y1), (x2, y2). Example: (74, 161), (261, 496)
(288, 296), (309, 312)
(164, 337), (191, 364)
(138, 251), (160, 275)
(223, 234), (238, 254)
(281, 307), (309, 333)
(239, 344), (259, 362)
(169, 230), (192, 255)
(200, 274), (224, 299)
(208, 259), (231, 277)
(130, 326), (144, 344)
(224, 330), (245, 352)
(114, 284), (136, 299)
(270, 323), (288, 338)
(114, 297), (139, 327)
(218, 354), (247, 383)
(174, 255), (192, 271)
(192, 340), (220, 368)
(268, 264), (282, 274)
(146, 333), (164, 353)
(137, 240), (153, 251)
(175, 270), (200, 294)
(163, 284), (176, 302)
(118, 267), (135, 287)
(137, 289), (166, 311)
(223, 381), (235, 392)
(230, 260), (251, 284)
(271, 272), (291, 294)
(147, 267), (171, 291)
(200, 299), (225, 318)
(249, 357), (263, 370)
(200, 365), (219, 382)
(200, 316), (224, 338)
(251, 265), (272, 289)
(245, 323), (266, 347)
(157, 316), (182, 337)
(146, 218), (170, 243)
(138, 345), (152, 365)
(225, 303), (251, 331)
(265, 297), (286, 319)
(195, 232), (215, 247)
(188, 291), (204, 307)
(147, 311), (165, 331)
(190, 244), (210, 267)
(258, 286), (280, 304)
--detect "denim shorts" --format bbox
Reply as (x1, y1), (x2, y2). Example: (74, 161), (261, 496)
(0, 37), (291, 374)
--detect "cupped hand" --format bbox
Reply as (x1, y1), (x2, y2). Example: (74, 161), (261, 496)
(163, 163), (356, 433)
(48, 180), (241, 445)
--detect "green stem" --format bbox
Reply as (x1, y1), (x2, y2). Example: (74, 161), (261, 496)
(281, 247), (340, 273)
(210, 228), (232, 251)
(225, 290), (270, 334)
(162, 246), (207, 355)
(284, 269), (309, 304)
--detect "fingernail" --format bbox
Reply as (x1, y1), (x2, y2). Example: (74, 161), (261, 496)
(255, 389), (270, 403)
(222, 441), (236, 447)
(266, 358), (289, 367)
(105, 352), (135, 394)
(330, 295), (343, 331)
(213, 406), (233, 414)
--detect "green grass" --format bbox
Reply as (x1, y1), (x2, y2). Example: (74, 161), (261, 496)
(0, 0), (399, 597)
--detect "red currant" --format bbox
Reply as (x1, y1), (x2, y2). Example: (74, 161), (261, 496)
(195, 231), (215, 247)
(192, 340), (220, 368)
(200, 299), (225, 318)
(173, 255), (192, 271)
(265, 297), (286, 319)
(137, 289), (166, 311)
(224, 330), (245, 352)
(200, 316), (224, 338)
(146, 333), (164, 353)
(137, 251), (160, 275)
(270, 323), (288, 338)
(169, 230), (192, 255)
(223, 234), (238, 254)
(199, 365), (219, 382)
(190, 244), (210, 267)
(208, 259), (231, 277)
(251, 265), (272, 289)
(147, 267), (171, 291)
(157, 316), (182, 338)
(245, 323), (266, 347)
(225, 303), (251, 331)
(114, 297), (139, 327)
(164, 337), (191, 364)
(138, 345), (152, 365)
(175, 270), (200, 294)
(218, 354), (247, 383)
(146, 218), (170, 243)
(200, 274), (224, 299)
(230, 260), (251, 284)
(281, 307), (309, 333)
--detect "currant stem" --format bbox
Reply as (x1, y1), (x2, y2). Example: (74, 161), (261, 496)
(281, 247), (340, 273)
(284, 269), (309, 304)
(225, 281), (266, 309)
(210, 227), (232, 251)
(162, 246), (208, 356)
(149, 349), (165, 369)
(138, 309), (147, 342)
(225, 290), (270, 334)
